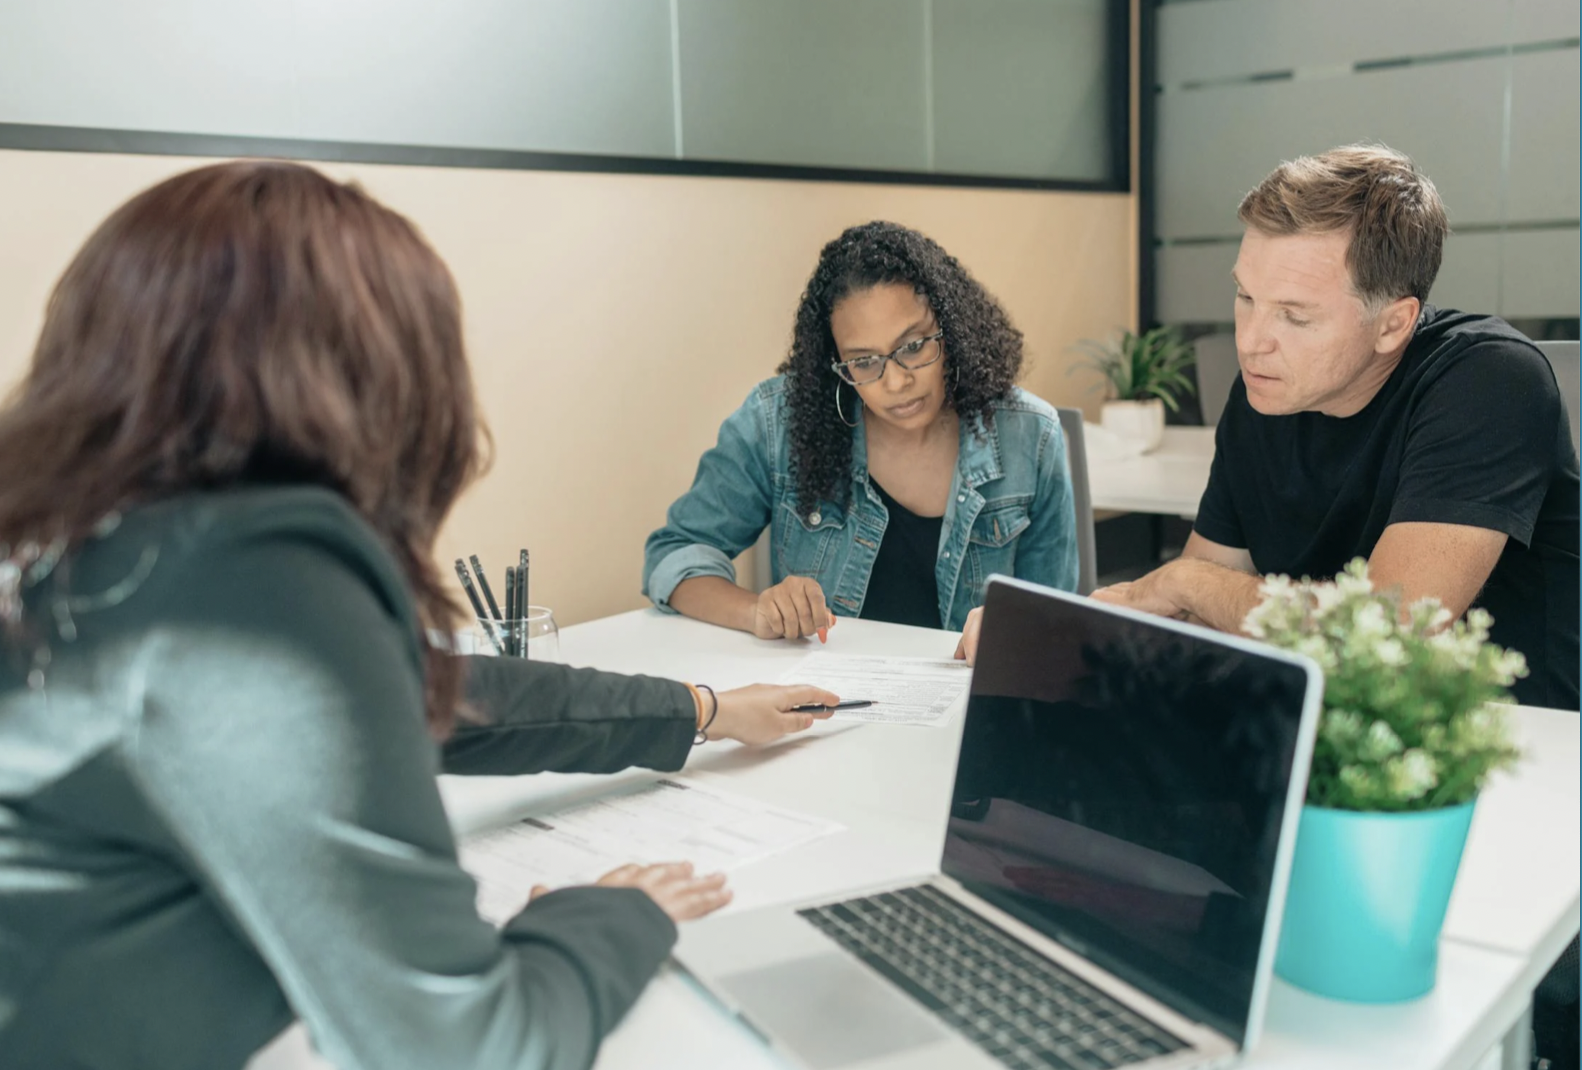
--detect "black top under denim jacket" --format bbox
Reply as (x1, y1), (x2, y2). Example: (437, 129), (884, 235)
(860, 478), (945, 629)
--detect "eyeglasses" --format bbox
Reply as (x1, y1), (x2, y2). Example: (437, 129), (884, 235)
(831, 331), (945, 386)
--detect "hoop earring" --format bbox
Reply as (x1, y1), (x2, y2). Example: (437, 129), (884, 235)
(834, 381), (859, 428)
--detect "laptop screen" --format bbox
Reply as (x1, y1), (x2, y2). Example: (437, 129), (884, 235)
(942, 580), (1313, 1045)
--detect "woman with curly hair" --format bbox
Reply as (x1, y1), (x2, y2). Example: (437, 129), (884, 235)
(644, 220), (1078, 640)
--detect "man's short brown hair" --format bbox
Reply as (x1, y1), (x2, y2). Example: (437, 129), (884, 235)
(1238, 144), (1449, 313)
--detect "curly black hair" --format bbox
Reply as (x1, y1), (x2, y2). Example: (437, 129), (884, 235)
(776, 220), (1024, 517)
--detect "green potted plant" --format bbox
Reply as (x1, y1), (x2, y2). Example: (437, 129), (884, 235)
(1245, 559), (1525, 1003)
(1074, 325), (1197, 452)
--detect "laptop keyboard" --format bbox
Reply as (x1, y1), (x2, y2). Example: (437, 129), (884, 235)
(797, 885), (1188, 1070)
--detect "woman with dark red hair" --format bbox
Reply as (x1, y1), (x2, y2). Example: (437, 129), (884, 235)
(0, 160), (836, 1069)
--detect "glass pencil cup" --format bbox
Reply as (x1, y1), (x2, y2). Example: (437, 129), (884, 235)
(474, 607), (559, 661)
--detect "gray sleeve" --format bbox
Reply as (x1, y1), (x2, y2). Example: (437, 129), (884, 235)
(122, 530), (674, 1070)
(444, 655), (696, 776)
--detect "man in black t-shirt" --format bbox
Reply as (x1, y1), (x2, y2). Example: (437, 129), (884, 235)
(1094, 145), (1578, 710)
(946, 146), (1581, 1068)
(1041, 144), (1582, 1068)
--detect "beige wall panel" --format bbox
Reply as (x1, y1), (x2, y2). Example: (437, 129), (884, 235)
(0, 149), (1133, 625)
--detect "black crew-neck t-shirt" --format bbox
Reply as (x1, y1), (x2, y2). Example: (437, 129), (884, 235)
(1194, 306), (1580, 709)
(861, 479), (945, 629)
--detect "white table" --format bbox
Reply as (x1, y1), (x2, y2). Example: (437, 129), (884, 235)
(434, 610), (1578, 1070)
(1087, 425), (1216, 519)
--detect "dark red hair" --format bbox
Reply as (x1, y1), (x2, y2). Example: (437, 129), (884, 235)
(0, 160), (486, 734)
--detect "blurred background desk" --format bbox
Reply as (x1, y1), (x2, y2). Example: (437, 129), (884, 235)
(1087, 425), (1216, 519)
(1085, 425), (1215, 584)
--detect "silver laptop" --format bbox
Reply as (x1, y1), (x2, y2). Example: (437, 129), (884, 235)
(675, 576), (1322, 1070)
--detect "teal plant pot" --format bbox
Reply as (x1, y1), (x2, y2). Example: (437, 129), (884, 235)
(1275, 801), (1476, 1003)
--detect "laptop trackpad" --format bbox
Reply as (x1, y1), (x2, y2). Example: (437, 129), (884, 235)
(719, 952), (948, 1069)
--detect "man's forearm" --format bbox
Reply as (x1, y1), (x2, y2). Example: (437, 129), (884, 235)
(1167, 557), (1266, 635)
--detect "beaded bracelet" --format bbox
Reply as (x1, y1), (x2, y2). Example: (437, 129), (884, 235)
(693, 684), (719, 745)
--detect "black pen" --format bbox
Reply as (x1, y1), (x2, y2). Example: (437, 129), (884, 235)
(470, 554), (503, 621)
(454, 560), (503, 654)
(504, 565), (518, 658)
(790, 700), (875, 712)
(517, 548), (529, 659)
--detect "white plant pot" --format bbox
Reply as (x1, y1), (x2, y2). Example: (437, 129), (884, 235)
(1100, 398), (1165, 453)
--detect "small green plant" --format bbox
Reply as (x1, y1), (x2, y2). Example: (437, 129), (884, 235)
(1074, 326), (1198, 412)
(1244, 559), (1525, 812)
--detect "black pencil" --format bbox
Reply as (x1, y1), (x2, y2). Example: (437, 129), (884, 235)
(454, 559), (503, 654)
(518, 548), (529, 658)
(469, 554), (502, 621)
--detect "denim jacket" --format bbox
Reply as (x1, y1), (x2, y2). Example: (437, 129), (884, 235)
(643, 377), (1078, 631)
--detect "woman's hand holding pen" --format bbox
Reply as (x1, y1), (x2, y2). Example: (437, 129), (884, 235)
(752, 576), (837, 642)
(705, 684), (842, 745)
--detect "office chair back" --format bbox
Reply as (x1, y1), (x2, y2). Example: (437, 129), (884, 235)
(1193, 332), (1241, 427)
(1534, 340), (1581, 454)
(1055, 408), (1099, 596)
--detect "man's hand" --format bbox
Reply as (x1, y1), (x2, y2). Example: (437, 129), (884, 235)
(1092, 553), (1263, 634)
(1090, 566), (1194, 620)
(954, 607), (984, 666)
(707, 683), (841, 745)
(753, 576), (837, 641)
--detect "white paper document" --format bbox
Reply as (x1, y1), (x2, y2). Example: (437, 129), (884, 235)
(458, 778), (844, 924)
(779, 653), (974, 726)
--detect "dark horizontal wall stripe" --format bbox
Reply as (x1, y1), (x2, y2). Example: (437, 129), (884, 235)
(0, 122), (1128, 194)
(1163, 35), (1579, 93)
(1157, 220), (1582, 246)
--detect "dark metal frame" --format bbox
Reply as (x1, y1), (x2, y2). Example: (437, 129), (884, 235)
(1134, 0), (1208, 425)
(1136, 0), (1159, 330)
(0, 1), (1134, 194)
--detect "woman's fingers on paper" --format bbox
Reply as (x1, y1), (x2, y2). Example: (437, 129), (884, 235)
(594, 862), (643, 886)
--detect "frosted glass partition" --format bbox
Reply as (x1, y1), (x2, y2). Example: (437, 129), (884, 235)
(1508, 48), (1582, 224)
(1156, 243), (1237, 324)
(0, 0), (1127, 189)
(1160, 0), (1514, 88)
(1157, 58), (1510, 240)
(676, 0), (929, 171)
(290, 0), (679, 156)
(1430, 235), (1505, 316)
(0, 0), (301, 138)
(1150, 0), (1580, 327)
(931, 0), (1115, 182)
(1503, 230), (1582, 318)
